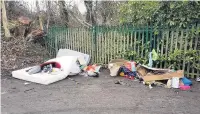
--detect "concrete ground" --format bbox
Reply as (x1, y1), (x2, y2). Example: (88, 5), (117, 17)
(1, 69), (200, 114)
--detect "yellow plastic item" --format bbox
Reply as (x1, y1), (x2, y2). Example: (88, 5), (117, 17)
(119, 72), (125, 76)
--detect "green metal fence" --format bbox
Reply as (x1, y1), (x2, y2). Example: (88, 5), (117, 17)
(45, 25), (200, 78)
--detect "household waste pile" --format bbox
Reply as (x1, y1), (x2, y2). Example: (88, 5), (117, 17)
(12, 49), (101, 85)
(108, 59), (192, 90)
(11, 48), (194, 90)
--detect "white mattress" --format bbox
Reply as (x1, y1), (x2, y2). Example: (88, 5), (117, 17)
(12, 56), (77, 85)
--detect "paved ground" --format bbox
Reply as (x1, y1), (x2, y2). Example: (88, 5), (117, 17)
(1, 69), (200, 114)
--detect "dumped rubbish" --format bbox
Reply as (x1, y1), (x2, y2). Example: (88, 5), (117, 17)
(24, 82), (30, 85)
(108, 59), (129, 76)
(180, 85), (191, 90)
(24, 88), (34, 93)
(81, 64), (101, 77)
(114, 80), (126, 85)
(137, 64), (183, 82)
(12, 49), (93, 85)
(118, 66), (136, 80)
(148, 49), (158, 67)
(196, 77), (200, 82)
(181, 77), (192, 86)
(166, 79), (172, 88)
(171, 77), (180, 88)
(107, 58), (192, 90)
(26, 65), (41, 74)
(12, 56), (78, 85)
(56, 49), (90, 75)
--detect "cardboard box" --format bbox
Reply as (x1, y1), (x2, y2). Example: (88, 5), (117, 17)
(142, 70), (184, 82)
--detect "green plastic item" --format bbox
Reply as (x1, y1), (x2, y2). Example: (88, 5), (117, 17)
(152, 49), (158, 61)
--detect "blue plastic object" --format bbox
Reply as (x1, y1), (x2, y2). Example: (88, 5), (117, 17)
(181, 77), (192, 86)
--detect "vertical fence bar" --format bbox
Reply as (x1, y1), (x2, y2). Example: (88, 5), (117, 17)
(99, 26), (102, 63)
(107, 27), (111, 63)
(96, 26), (99, 63)
(104, 27), (107, 64)
(122, 26), (126, 58)
(142, 27), (144, 58)
(150, 24), (153, 51)
(79, 28), (82, 52)
(75, 28), (78, 52)
(164, 29), (169, 68)
(83, 28), (85, 53)
(196, 24), (200, 78)
(134, 28), (136, 55)
(138, 28), (141, 58)
(183, 28), (188, 75)
(160, 30), (164, 68)
(116, 27), (119, 59)
(113, 28), (118, 59)
(130, 28), (133, 56)
(68, 28), (72, 50)
(178, 30), (184, 70)
(126, 27), (130, 53)
(193, 25), (199, 78)
(110, 27), (113, 61)
(66, 28), (69, 49)
(175, 29), (179, 50)
(86, 28), (88, 54)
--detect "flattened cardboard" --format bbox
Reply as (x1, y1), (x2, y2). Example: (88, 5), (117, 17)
(142, 70), (184, 82)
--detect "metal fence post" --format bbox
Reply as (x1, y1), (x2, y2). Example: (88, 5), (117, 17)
(92, 26), (97, 63)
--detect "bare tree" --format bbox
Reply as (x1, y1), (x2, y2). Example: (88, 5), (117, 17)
(36, 0), (43, 30)
(84, 0), (96, 25)
(46, 1), (51, 32)
(58, 1), (69, 27)
(1, 0), (11, 38)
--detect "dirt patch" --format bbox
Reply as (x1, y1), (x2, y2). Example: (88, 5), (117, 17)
(1, 36), (51, 77)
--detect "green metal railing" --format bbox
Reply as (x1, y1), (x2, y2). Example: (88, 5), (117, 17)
(45, 25), (200, 78)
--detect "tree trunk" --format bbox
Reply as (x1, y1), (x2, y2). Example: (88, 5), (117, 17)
(36, 0), (43, 30)
(46, 1), (51, 32)
(58, 1), (69, 27)
(1, 0), (11, 38)
(84, 1), (96, 25)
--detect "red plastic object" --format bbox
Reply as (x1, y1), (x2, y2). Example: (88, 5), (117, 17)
(41, 62), (61, 68)
(180, 85), (191, 90)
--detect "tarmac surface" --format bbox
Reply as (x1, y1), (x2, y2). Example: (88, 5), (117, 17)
(1, 69), (200, 114)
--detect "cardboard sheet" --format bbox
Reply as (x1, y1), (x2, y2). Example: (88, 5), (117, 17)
(142, 70), (184, 82)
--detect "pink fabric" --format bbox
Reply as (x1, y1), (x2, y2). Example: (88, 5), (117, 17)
(180, 85), (191, 90)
